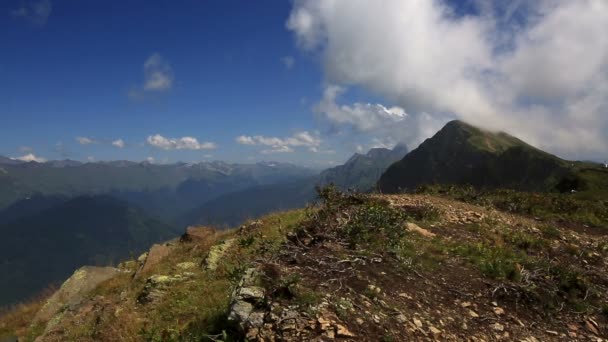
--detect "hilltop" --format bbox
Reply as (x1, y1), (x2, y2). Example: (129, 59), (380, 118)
(2, 186), (606, 341)
(378, 120), (576, 193)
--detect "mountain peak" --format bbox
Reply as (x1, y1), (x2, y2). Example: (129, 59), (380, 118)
(378, 120), (567, 192)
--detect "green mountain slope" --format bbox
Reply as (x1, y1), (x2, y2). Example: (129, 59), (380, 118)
(378, 120), (575, 193)
(0, 195), (179, 307)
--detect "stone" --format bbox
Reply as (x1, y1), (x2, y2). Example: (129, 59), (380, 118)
(493, 307), (505, 315)
(34, 266), (121, 323)
(429, 326), (441, 336)
(336, 324), (355, 337)
(204, 239), (235, 271)
(396, 314), (408, 324)
(137, 274), (186, 304)
(413, 318), (423, 328)
(356, 318), (364, 325)
(492, 323), (504, 332)
(405, 222), (436, 237)
(238, 286), (265, 301)
(176, 261), (197, 270)
(228, 301), (254, 322)
(398, 292), (413, 300)
(135, 244), (172, 278)
(468, 310), (479, 318)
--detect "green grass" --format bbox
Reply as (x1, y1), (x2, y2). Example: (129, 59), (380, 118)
(417, 184), (608, 228)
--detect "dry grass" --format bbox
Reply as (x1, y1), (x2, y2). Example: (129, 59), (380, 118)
(0, 286), (56, 340)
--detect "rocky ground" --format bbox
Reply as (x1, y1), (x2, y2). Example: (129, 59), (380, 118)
(1, 189), (607, 341)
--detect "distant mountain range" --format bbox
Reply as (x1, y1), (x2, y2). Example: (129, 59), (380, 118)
(0, 160), (316, 216)
(319, 144), (408, 191)
(0, 151), (408, 307)
(181, 144), (410, 227)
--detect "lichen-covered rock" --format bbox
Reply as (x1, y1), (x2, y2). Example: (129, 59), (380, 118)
(137, 274), (191, 304)
(34, 266), (121, 324)
(227, 268), (266, 331)
(203, 239), (235, 271)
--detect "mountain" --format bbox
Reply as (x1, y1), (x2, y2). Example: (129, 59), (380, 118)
(0, 194), (69, 224)
(181, 145), (408, 227)
(378, 120), (574, 193)
(319, 144), (408, 191)
(0, 195), (179, 307)
(0, 156), (23, 166)
(180, 177), (318, 228)
(5, 188), (607, 341)
(0, 160), (316, 214)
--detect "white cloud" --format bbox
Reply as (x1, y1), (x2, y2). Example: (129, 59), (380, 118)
(143, 53), (174, 91)
(262, 145), (294, 154)
(112, 139), (125, 148)
(76, 137), (95, 145)
(236, 131), (322, 153)
(146, 134), (216, 150)
(11, 0), (52, 26)
(316, 85), (407, 132)
(12, 153), (47, 163)
(87, 156), (95, 162)
(288, 0), (608, 159)
(281, 56), (296, 69)
(19, 146), (33, 153)
(146, 157), (155, 163)
(129, 53), (174, 99)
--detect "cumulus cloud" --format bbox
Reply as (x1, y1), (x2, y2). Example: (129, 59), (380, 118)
(112, 139), (125, 148)
(281, 56), (296, 69)
(288, 0), (608, 159)
(12, 153), (47, 163)
(76, 137), (96, 145)
(146, 134), (216, 150)
(236, 131), (322, 153)
(11, 0), (52, 26)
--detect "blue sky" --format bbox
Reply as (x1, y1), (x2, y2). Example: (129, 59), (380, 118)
(2, 1), (607, 165)
(0, 0), (344, 166)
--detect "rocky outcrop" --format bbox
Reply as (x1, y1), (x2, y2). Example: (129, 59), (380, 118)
(203, 238), (235, 271)
(137, 274), (193, 304)
(32, 266), (121, 335)
(134, 243), (173, 278)
(227, 268), (266, 333)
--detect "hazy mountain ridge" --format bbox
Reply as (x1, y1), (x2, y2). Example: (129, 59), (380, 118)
(319, 144), (408, 191)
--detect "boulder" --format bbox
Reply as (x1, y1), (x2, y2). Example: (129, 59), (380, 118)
(203, 239), (235, 271)
(134, 243), (172, 278)
(34, 266), (121, 323)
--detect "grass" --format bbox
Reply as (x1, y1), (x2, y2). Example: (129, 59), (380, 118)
(0, 286), (56, 341)
(417, 184), (608, 228)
